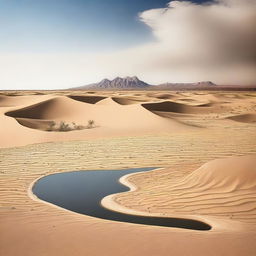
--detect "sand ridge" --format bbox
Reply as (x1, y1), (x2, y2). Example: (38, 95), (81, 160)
(68, 95), (106, 104)
(2, 94), (200, 147)
(113, 156), (256, 224)
(227, 113), (256, 123)
(142, 100), (212, 113)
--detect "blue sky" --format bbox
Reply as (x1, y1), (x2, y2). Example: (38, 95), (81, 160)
(0, 0), (208, 53)
(0, 0), (169, 53)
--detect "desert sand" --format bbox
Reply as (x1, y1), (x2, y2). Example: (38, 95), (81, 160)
(0, 90), (256, 256)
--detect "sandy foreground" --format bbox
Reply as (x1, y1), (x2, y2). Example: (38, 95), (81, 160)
(0, 90), (256, 256)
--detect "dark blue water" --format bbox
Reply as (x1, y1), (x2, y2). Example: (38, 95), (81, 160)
(32, 168), (211, 230)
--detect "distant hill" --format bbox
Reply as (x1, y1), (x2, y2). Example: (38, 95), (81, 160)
(156, 81), (217, 90)
(73, 76), (151, 90)
(70, 77), (255, 91)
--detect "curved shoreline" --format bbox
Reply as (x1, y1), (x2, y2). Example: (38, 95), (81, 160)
(27, 166), (246, 232)
(28, 168), (214, 230)
(101, 168), (217, 229)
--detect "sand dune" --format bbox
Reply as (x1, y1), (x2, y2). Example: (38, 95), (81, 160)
(227, 113), (256, 123)
(221, 93), (246, 99)
(5, 96), (88, 120)
(68, 95), (106, 104)
(115, 155), (256, 222)
(177, 98), (198, 103)
(15, 118), (55, 131)
(155, 93), (176, 100)
(1, 95), (195, 147)
(1, 91), (255, 148)
(164, 156), (256, 219)
(146, 92), (177, 99)
(0, 94), (50, 107)
(112, 97), (145, 105)
(142, 100), (215, 114)
(173, 155), (256, 190)
(5, 96), (178, 128)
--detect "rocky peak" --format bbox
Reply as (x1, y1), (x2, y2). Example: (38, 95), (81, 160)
(83, 76), (151, 89)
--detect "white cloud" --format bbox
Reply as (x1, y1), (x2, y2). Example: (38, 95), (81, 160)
(137, 0), (256, 84)
(1, 0), (255, 89)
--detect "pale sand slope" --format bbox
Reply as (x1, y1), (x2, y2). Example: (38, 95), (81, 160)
(0, 91), (256, 255)
(107, 156), (256, 224)
(1, 95), (195, 148)
(0, 94), (52, 107)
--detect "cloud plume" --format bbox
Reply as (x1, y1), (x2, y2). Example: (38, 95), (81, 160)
(136, 0), (256, 85)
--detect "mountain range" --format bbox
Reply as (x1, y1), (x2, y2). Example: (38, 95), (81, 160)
(73, 76), (150, 89)
(70, 76), (255, 90)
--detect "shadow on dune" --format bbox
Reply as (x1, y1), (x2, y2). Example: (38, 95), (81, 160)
(15, 118), (55, 131)
(5, 96), (94, 120)
(5, 99), (58, 119)
(227, 113), (256, 123)
(142, 101), (213, 114)
(112, 97), (144, 105)
(68, 95), (106, 104)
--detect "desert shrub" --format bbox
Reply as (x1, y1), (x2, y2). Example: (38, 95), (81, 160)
(72, 122), (86, 130)
(87, 119), (95, 129)
(47, 120), (96, 132)
(47, 121), (56, 131)
(59, 121), (71, 131)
